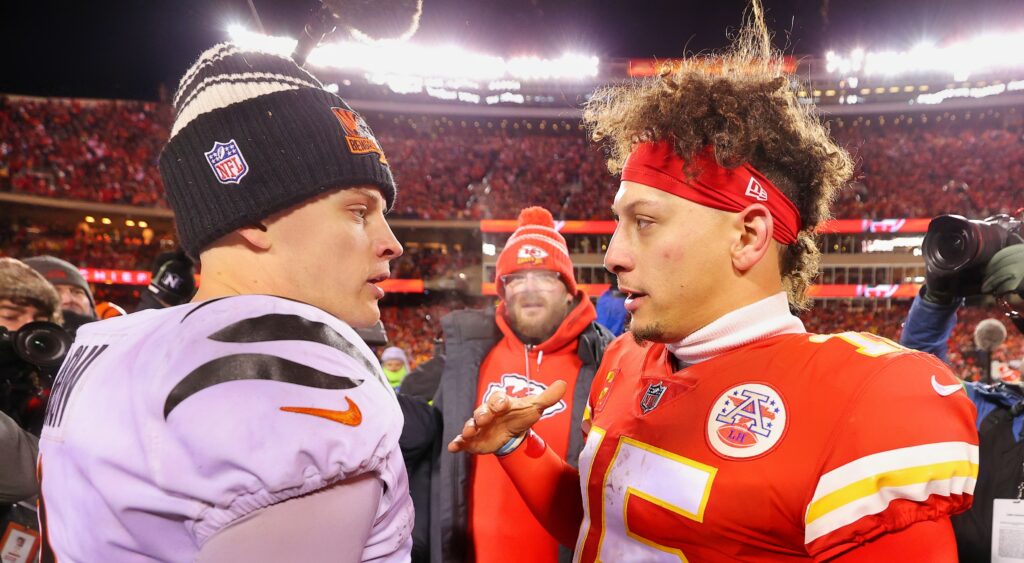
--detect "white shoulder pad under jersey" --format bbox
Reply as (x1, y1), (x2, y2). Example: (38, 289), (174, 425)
(38, 295), (412, 562)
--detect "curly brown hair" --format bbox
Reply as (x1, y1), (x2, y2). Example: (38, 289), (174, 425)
(583, 1), (853, 310)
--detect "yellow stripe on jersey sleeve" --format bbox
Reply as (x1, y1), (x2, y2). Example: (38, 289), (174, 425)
(804, 441), (978, 544)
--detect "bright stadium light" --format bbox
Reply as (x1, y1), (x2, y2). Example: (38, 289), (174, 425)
(228, 26), (296, 56)
(226, 26), (600, 84)
(825, 30), (1024, 80)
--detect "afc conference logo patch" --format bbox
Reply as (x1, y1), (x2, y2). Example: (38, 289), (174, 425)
(706, 382), (787, 459)
(517, 244), (549, 265)
(331, 107), (388, 165)
(483, 374), (567, 420)
(205, 140), (249, 184)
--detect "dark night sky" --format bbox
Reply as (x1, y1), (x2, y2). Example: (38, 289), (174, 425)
(1, 0), (1021, 101)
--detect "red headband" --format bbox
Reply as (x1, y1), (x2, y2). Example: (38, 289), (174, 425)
(620, 141), (801, 244)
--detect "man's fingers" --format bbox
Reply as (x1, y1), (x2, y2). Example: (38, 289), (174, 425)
(448, 436), (465, 453)
(461, 417), (479, 438)
(532, 380), (567, 410)
(486, 391), (511, 414)
(473, 405), (496, 428)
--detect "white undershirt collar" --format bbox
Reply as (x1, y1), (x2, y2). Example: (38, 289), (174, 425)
(665, 292), (806, 366)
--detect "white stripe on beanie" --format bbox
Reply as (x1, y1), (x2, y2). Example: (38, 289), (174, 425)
(170, 81), (303, 139)
(173, 43), (240, 107)
(170, 43), (327, 140)
(177, 71), (321, 116)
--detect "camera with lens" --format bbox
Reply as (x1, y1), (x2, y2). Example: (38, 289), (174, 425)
(0, 321), (72, 428)
(922, 214), (1024, 297)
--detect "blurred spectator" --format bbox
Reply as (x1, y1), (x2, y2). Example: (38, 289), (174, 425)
(419, 206), (614, 562)
(595, 276), (628, 336)
(381, 346), (411, 389)
(22, 255), (95, 324)
(0, 257), (61, 331)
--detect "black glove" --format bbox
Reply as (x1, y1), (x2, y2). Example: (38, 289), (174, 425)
(982, 244), (1024, 297)
(923, 262), (961, 305)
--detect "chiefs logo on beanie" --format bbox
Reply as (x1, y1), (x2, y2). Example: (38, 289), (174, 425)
(495, 207), (577, 297)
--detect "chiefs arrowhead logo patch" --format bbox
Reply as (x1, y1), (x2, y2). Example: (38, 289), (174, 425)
(484, 374), (567, 420)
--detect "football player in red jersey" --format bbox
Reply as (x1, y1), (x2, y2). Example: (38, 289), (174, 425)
(449, 2), (979, 561)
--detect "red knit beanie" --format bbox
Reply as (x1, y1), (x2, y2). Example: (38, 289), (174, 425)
(495, 207), (577, 298)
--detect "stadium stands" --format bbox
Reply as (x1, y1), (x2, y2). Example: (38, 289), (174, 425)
(5, 95), (1020, 221)
(3, 95), (1022, 381)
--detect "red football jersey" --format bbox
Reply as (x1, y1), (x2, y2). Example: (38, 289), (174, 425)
(576, 332), (978, 561)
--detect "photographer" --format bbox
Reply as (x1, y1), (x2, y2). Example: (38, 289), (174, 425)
(900, 218), (1024, 562)
(22, 256), (96, 333)
(0, 258), (62, 505)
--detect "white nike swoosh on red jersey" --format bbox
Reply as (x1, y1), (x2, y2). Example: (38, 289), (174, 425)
(931, 375), (963, 397)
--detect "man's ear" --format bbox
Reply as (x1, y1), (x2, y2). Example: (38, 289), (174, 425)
(237, 223), (272, 251)
(731, 204), (773, 272)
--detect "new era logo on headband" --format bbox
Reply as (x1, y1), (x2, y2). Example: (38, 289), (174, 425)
(745, 177), (769, 202)
(205, 140), (249, 185)
(331, 107), (388, 165)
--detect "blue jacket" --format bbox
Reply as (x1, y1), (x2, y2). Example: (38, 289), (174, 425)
(595, 289), (628, 336)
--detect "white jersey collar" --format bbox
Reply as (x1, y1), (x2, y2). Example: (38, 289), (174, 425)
(665, 292), (806, 366)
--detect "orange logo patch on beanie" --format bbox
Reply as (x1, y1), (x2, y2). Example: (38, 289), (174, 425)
(517, 244), (549, 265)
(331, 107), (388, 165)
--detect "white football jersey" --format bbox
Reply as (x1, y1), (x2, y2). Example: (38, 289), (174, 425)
(37, 295), (413, 562)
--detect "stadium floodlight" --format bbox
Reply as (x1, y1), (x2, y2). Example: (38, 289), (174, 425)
(227, 26), (599, 83)
(826, 30), (1024, 81)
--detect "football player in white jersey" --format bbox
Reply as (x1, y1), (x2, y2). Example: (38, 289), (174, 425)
(36, 43), (413, 562)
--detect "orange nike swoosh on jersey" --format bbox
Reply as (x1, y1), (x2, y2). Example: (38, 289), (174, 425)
(280, 396), (362, 426)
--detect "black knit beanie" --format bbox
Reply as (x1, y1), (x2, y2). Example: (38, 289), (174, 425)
(159, 43), (396, 259)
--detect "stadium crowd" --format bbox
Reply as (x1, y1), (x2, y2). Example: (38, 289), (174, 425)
(2, 94), (1022, 379)
(4, 95), (1022, 221)
(0, 96), (170, 207)
(801, 303), (1024, 381)
(0, 222), (173, 271)
(390, 245), (479, 279)
(834, 116), (1024, 219)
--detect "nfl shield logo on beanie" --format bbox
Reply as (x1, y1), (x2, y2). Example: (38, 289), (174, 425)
(205, 140), (249, 184)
